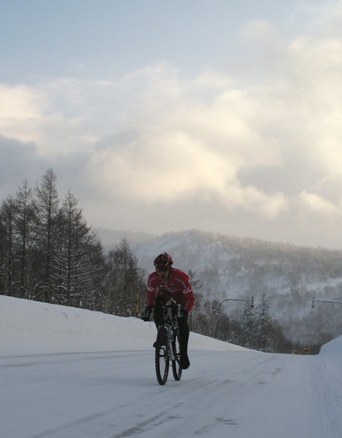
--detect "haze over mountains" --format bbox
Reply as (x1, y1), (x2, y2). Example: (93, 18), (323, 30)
(95, 228), (342, 345)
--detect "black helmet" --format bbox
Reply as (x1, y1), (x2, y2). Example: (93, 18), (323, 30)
(153, 252), (173, 268)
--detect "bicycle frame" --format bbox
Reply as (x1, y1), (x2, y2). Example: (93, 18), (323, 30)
(153, 301), (182, 385)
(164, 304), (180, 359)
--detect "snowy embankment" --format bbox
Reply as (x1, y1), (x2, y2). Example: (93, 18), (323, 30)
(1, 296), (342, 438)
(0, 295), (244, 356)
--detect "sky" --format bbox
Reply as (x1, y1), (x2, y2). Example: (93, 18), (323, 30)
(1, 0), (342, 249)
(1, 295), (342, 437)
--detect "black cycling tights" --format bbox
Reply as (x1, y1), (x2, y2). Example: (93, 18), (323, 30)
(154, 296), (189, 352)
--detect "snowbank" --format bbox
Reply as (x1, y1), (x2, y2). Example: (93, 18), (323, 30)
(0, 296), (246, 356)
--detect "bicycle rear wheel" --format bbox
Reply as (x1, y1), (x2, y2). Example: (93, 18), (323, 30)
(155, 326), (169, 385)
(172, 332), (182, 381)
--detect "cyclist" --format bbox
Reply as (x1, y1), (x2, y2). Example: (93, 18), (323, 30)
(142, 252), (195, 370)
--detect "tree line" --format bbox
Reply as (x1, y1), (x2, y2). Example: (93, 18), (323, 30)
(189, 289), (319, 353)
(0, 169), (146, 315)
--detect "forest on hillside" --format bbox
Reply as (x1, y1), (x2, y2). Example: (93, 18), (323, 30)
(131, 229), (342, 348)
(1, 170), (340, 354)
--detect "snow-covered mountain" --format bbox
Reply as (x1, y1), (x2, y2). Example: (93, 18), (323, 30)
(129, 229), (342, 345)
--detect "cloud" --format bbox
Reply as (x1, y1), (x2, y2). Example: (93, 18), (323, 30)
(239, 19), (275, 40)
(0, 84), (43, 120)
(87, 129), (229, 202)
(299, 191), (342, 218)
(87, 127), (287, 217)
(0, 80), (105, 156)
(0, 136), (44, 201)
(2, 2), (342, 247)
(0, 85), (46, 150)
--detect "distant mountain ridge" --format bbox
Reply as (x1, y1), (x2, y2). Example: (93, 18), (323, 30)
(98, 228), (342, 344)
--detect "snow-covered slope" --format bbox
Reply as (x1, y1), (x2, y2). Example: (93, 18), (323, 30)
(1, 296), (342, 438)
(0, 295), (243, 356)
(131, 229), (342, 343)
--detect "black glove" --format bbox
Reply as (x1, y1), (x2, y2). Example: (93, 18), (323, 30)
(142, 306), (152, 321)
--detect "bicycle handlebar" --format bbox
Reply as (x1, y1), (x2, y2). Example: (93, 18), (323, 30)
(149, 302), (182, 318)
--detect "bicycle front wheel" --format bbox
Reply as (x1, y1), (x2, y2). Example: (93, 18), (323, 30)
(155, 326), (169, 385)
(172, 332), (182, 381)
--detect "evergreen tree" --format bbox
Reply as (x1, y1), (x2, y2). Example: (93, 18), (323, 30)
(255, 292), (272, 351)
(239, 300), (256, 348)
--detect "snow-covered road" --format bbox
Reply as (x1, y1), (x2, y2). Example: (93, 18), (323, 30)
(1, 296), (342, 438)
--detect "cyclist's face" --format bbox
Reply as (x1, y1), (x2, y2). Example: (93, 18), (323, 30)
(157, 266), (170, 280)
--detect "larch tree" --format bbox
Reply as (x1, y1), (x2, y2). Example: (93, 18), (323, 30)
(34, 168), (59, 302)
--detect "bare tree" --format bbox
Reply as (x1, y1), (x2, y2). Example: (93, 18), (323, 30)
(34, 168), (59, 302)
(14, 181), (36, 298)
(0, 197), (16, 296)
(103, 237), (145, 316)
(54, 191), (104, 308)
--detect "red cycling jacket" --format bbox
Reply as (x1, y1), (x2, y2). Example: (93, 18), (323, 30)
(146, 268), (195, 313)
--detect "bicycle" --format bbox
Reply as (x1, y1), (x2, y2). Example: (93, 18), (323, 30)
(152, 301), (182, 385)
